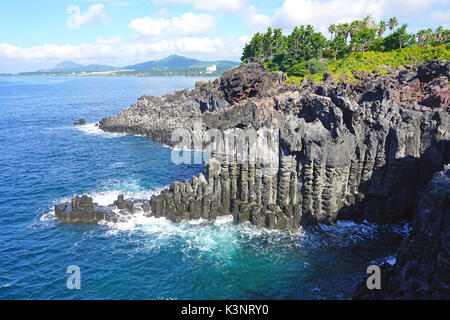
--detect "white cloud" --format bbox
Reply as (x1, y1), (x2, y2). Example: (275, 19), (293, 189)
(429, 9), (450, 24)
(244, 0), (446, 36)
(245, 6), (271, 32)
(0, 35), (243, 68)
(271, 0), (383, 32)
(129, 13), (216, 39)
(67, 3), (111, 30)
(158, 0), (249, 12)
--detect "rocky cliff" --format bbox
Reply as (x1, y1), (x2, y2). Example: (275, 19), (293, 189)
(99, 61), (449, 230)
(353, 164), (450, 299)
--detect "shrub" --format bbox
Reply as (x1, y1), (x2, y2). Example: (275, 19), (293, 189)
(306, 59), (328, 74)
(290, 62), (308, 77)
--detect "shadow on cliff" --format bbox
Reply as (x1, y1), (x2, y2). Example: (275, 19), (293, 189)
(336, 137), (449, 224)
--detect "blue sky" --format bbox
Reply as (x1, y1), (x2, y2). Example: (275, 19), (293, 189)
(0, 0), (448, 73)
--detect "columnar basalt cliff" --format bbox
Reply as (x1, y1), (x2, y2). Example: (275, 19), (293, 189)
(98, 61), (449, 230)
(56, 61), (449, 299)
(353, 164), (450, 299)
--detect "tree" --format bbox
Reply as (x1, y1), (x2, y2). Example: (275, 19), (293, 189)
(377, 21), (387, 38)
(397, 24), (414, 52)
(351, 27), (376, 57)
(417, 29), (427, 46)
(338, 23), (351, 42)
(426, 28), (434, 42)
(273, 28), (285, 52)
(329, 24), (337, 40)
(384, 24), (414, 52)
(263, 28), (274, 60)
(363, 15), (375, 29)
(435, 26), (444, 41)
(329, 35), (348, 61)
(443, 29), (450, 42)
(388, 17), (398, 33)
(240, 32), (264, 63)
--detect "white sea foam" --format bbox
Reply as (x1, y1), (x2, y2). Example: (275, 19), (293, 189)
(214, 214), (234, 224)
(110, 162), (125, 168)
(385, 255), (397, 266)
(41, 180), (168, 221)
(75, 122), (127, 138)
(42, 178), (407, 259)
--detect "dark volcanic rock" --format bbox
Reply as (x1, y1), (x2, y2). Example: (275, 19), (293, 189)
(219, 63), (286, 104)
(417, 59), (450, 83)
(98, 63), (287, 147)
(353, 164), (450, 299)
(55, 195), (116, 222)
(54, 194), (153, 223)
(74, 118), (86, 126)
(58, 59), (450, 299)
(98, 60), (449, 230)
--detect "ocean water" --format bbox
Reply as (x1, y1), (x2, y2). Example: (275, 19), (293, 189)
(0, 76), (408, 300)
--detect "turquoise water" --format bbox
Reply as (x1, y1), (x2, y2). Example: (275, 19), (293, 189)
(0, 76), (408, 299)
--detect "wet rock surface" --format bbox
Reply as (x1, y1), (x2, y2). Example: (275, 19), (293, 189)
(74, 118), (86, 126)
(54, 194), (151, 223)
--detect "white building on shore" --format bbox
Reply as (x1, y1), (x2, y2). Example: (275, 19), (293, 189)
(205, 64), (217, 74)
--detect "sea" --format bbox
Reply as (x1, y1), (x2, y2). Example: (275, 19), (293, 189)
(0, 75), (408, 299)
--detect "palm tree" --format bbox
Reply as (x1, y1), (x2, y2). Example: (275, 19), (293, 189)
(425, 28), (434, 42)
(363, 15), (375, 29)
(340, 23), (350, 42)
(329, 24), (337, 41)
(377, 21), (387, 37)
(389, 17), (398, 33)
(435, 26), (444, 41)
(417, 29), (427, 46)
(349, 20), (361, 40)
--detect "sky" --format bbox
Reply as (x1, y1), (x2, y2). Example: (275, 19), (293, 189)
(0, 0), (448, 73)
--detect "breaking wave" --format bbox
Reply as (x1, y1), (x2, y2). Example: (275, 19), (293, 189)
(75, 122), (127, 138)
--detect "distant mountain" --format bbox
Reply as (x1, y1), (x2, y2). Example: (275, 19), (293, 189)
(37, 61), (116, 73)
(125, 55), (239, 70)
(15, 55), (239, 76)
(54, 61), (84, 69)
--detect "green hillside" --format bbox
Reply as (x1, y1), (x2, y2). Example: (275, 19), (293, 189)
(288, 44), (450, 84)
(241, 16), (449, 84)
(12, 55), (239, 77)
(125, 54), (239, 70)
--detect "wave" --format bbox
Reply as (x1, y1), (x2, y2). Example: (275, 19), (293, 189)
(41, 178), (409, 262)
(41, 180), (168, 222)
(75, 122), (127, 138)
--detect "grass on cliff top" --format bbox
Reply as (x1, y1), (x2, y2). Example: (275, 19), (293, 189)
(287, 44), (450, 84)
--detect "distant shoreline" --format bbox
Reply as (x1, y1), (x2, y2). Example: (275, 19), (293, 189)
(0, 74), (221, 78)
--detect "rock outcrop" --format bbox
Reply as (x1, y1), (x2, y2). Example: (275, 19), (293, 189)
(55, 60), (450, 299)
(54, 194), (151, 223)
(74, 118), (86, 126)
(55, 195), (116, 222)
(353, 164), (450, 299)
(99, 63), (286, 147)
(98, 61), (450, 229)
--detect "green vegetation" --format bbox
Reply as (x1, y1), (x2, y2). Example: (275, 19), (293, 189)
(9, 55), (240, 77)
(241, 16), (449, 82)
(15, 66), (234, 77)
(289, 45), (450, 84)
